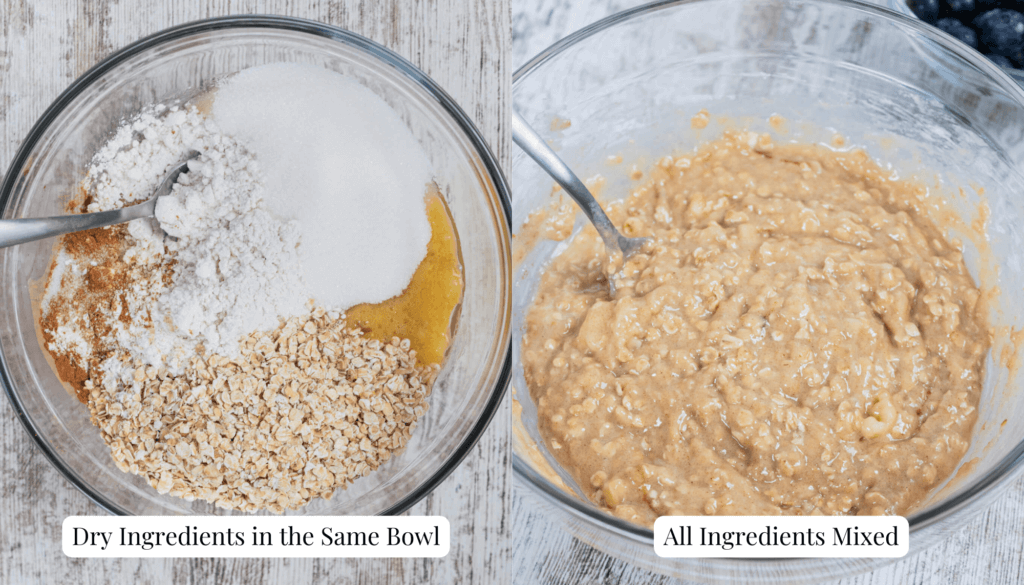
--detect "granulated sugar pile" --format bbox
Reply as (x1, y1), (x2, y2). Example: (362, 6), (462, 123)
(40, 63), (440, 512)
(213, 63), (433, 308)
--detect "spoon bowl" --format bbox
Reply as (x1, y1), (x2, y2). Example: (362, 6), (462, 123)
(511, 110), (649, 292)
(0, 153), (196, 249)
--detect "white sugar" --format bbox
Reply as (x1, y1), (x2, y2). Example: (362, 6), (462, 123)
(211, 63), (433, 309)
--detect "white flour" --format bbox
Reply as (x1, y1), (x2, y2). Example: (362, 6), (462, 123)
(79, 104), (308, 370)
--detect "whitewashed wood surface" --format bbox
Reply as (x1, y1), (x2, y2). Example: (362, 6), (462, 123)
(0, 1), (510, 584)
(510, 1), (1024, 584)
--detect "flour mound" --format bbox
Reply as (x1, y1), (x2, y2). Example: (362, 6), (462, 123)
(83, 104), (308, 368)
(156, 155), (308, 356)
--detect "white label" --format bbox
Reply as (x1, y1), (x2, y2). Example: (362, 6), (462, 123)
(62, 516), (450, 558)
(653, 516), (909, 558)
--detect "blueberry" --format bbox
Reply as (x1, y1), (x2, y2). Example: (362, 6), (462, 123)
(976, 0), (1003, 9)
(944, 0), (974, 13)
(986, 53), (1016, 68)
(937, 18), (979, 48)
(974, 9), (1024, 62)
(907, 0), (940, 22)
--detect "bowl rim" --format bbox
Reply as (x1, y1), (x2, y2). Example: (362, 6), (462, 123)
(511, 0), (1024, 557)
(0, 14), (513, 517)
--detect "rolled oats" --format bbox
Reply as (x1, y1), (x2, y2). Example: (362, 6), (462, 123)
(87, 310), (437, 513)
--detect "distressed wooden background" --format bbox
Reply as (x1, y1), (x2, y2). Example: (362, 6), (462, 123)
(0, 1), (510, 584)
(511, 1), (1024, 584)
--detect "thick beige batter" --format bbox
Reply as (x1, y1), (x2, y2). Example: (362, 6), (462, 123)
(522, 130), (990, 526)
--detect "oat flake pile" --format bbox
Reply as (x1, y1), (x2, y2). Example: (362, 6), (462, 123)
(39, 64), (442, 513)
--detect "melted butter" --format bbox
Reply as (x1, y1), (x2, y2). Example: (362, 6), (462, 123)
(346, 192), (463, 365)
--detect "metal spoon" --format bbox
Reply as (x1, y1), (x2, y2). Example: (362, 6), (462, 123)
(0, 153), (198, 249)
(511, 111), (649, 291)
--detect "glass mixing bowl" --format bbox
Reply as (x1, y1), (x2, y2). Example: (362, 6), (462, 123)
(0, 16), (511, 516)
(511, 0), (1024, 581)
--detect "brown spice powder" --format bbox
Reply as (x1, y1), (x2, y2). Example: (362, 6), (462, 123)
(61, 224), (123, 256)
(40, 225), (132, 403)
(51, 353), (89, 398)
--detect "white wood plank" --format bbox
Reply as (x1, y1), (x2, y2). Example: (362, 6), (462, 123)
(0, 1), (510, 583)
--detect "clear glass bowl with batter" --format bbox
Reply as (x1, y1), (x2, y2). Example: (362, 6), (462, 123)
(512, 0), (1024, 581)
(0, 16), (511, 516)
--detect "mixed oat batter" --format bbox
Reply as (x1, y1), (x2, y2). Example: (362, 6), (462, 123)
(522, 130), (991, 525)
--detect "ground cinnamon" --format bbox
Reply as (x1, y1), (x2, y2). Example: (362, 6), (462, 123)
(40, 225), (131, 403)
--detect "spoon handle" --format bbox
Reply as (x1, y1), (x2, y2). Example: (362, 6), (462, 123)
(0, 199), (155, 249)
(511, 110), (624, 255)
(0, 154), (196, 249)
